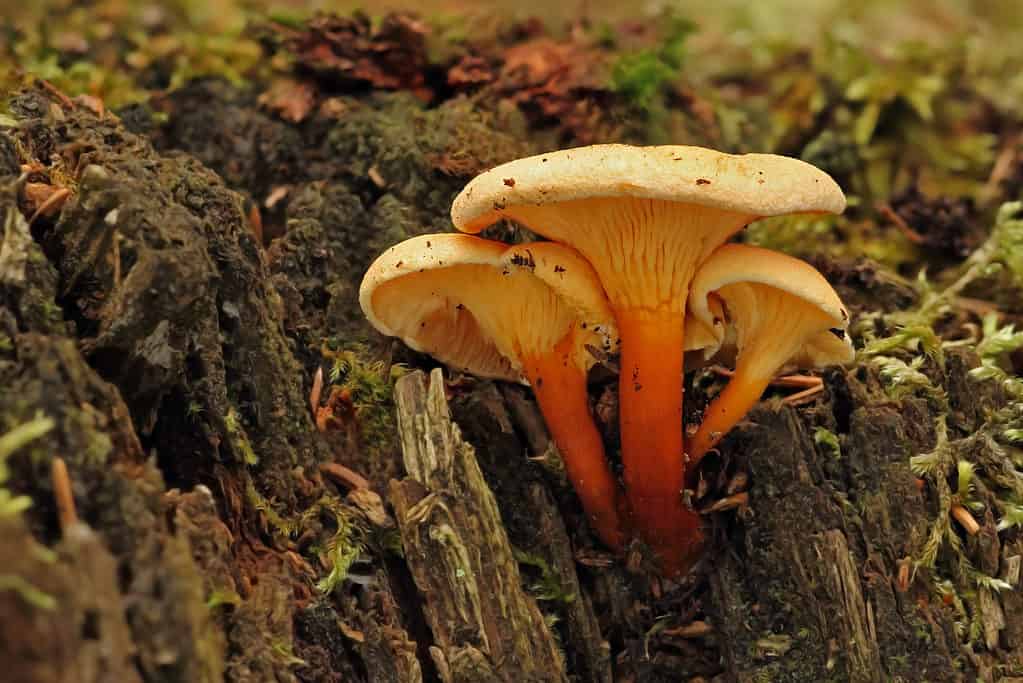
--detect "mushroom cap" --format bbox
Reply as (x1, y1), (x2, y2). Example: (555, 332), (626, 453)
(688, 244), (854, 367)
(359, 234), (617, 382)
(452, 144), (846, 233)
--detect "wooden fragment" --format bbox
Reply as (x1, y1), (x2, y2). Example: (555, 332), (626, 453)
(390, 369), (567, 682)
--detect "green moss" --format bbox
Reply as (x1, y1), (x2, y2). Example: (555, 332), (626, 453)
(245, 478), (365, 594)
(225, 407), (259, 465)
(813, 427), (841, 458)
(205, 587), (242, 611)
(512, 548), (576, 605)
(0, 416), (56, 610)
(271, 640), (306, 667)
(0, 414), (54, 518)
(610, 11), (694, 110)
(313, 500), (363, 595)
(322, 343), (405, 466)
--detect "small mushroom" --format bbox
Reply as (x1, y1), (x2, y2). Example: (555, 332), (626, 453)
(685, 244), (854, 472)
(451, 144), (844, 574)
(360, 234), (626, 549)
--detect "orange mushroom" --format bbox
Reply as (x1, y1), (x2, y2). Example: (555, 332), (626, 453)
(360, 234), (626, 549)
(686, 244), (855, 473)
(451, 145), (844, 574)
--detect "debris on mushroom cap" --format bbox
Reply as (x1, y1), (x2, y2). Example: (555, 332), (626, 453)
(358, 233), (617, 382)
(688, 243), (854, 370)
(451, 144), (847, 233)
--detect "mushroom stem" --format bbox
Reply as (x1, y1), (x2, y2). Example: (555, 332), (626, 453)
(522, 339), (626, 551)
(617, 308), (701, 572)
(687, 370), (773, 479)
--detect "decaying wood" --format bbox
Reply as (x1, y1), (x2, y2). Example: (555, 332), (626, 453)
(390, 369), (568, 683)
(460, 382), (611, 683)
(6, 67), (1023, 683)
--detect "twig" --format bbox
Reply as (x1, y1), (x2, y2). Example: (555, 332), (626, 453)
(310, 366), (324, 418)
(701, 491), (748, 514)
(247, 201), (264, 245)
(51, 456), (78, 534)
(27, 187), (70, 226)
(710, 365), (822, 389)
(877, 201), (925, 244)
(320, 462), (370, 491)
(951, 503), (980, 536)
(983, 133), (1019, 202)
(111, 233), (121, 288)
(39, 80), (74, 110)
(662, 620), (714, 639)
(781, 384), (824, 406)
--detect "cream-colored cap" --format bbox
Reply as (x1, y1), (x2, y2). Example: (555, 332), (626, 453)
(359, 234), (616, 381)
(452, 144), (846, 232)
(688, 244), (854, 368)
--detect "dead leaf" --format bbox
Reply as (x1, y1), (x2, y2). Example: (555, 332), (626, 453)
(259, 77), (318, 123)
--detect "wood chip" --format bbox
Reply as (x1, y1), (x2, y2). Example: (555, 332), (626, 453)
(368, 165), (386, 188)
(265, 185), (291, 209)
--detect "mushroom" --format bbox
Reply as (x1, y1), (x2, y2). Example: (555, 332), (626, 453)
(685, 244), (855, 472)
(359, 234), (626, 549)
(451, 144), (844, 573)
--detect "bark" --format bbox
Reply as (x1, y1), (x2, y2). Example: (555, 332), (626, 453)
(390, 368), (566, 682)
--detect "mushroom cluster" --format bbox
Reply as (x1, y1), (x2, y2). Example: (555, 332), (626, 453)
(360, 144), (853, 576)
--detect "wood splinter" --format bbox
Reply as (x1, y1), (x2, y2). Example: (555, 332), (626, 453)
(951, 503), (981, 536)
(781, 383), (825, 406)
(51, 456), (78, 534)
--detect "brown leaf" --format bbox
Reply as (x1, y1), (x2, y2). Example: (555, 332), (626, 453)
(259, 77), (318, 123)
(447, 55), (496, 89)
(284, 12), (432, 98)
(484, 38), (611, 143)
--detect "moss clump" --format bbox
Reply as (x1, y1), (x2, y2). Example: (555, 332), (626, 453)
(319, 343), (407, 487)
(245, 477), (366, 595)
(225, 407), (259, 466)
(610, 12), (695, 110)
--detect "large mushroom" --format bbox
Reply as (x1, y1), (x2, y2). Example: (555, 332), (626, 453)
(451, 144), (845, 573)
(685, 244), (855, 472)
(359, 233), (626, 549)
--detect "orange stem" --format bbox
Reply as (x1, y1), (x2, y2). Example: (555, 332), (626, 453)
(523, 339), (626, 550)
(687, 371), (772, 483)
(617, 309), (702, 575)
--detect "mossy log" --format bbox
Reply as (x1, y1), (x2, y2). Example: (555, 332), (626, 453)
(3, 81), (1023, 683)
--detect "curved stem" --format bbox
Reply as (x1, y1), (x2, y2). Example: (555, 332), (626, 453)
(687, 370), (772, 483)
(523, 340), (626, 550)
(617, 309), (702, 574)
